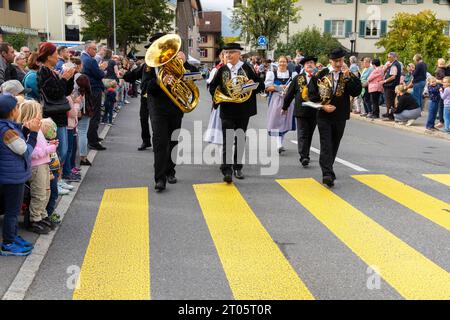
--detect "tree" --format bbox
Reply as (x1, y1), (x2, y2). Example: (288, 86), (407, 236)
(232, 0), (301, 51)
(376, 10), (450, 69)
(3, 32), (28, 51)
(79, 0), (174, 52)
(275, 27), (342, 64)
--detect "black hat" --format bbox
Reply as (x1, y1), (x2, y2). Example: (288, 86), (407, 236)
(329, 48), (347, 60)
(223, 43), (244, 51)
(300, 56), (318, 65)
(145, 32), (167, 49)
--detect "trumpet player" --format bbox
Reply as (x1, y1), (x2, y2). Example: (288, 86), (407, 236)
(282, 56), (321, 167)
(208, 43), (265, 183)
(314, 48), (362, 187)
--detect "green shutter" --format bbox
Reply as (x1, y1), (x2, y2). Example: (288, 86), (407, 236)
(382, 0), (388, 3)
(417, 0), (424, 3)
(347, 0), (353, 3)
(381, 20), (388, 36)
(360, 0), (367, 3)
(345, 20), (353, 38)
(432, 0), (440, 3)
(359, 20), (366, 38)
(395, 0), (402, 3)
(324, 20), (332, 34)
(325, 0), (332, 3)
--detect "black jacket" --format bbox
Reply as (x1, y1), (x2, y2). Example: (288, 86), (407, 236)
(394, 93), (419, 114)
(209, 63), (265, 119)
(283, 73), (321, 118)
(314, 68), (362, 121)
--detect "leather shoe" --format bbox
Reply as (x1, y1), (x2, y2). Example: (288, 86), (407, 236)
(89, 143), (106, 151)
(234, 170), (245, 180)
(223, 172), (233, 184)
(98, 138), (104, 142)
(167, 175), (177, 184)
(155, 180), (166, 192)
(323, 176), (335, 187)
(138, 143), (152, 151)
(300, 158), (310, 167)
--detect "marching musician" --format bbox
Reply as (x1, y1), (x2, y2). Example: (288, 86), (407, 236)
(208, 43), (265, 183)
(282, 56), (321, 167)
(145, 33), (198, 192)
(313, 48), (362, 187)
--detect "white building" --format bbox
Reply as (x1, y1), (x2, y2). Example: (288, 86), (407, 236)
(235, 0), (450, 56)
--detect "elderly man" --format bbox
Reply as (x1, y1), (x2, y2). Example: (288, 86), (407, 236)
(313, 48), (362, 187)
(81, 41), (107, 151)
(382, 52), (402, 120)
(20, 47), (31, 60)
(208, 43), (265, 183)
(0, 42), (17, 85)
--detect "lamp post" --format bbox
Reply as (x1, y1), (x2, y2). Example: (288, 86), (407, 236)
(349, 32), (357, 54)
(113, 0), (117, 53)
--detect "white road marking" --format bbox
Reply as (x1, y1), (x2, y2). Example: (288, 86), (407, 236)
(290, 140), (369, 172)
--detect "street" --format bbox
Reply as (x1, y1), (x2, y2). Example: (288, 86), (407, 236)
(1, 81), (449, 300)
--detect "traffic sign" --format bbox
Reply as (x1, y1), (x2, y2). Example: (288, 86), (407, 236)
(257, 36), (268, 46)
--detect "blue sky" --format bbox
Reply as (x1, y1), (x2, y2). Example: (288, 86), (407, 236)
(201, 0), (234, 18)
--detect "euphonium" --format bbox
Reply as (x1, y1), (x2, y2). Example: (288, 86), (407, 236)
(213, 75), (252, 104)
(145, 34), (199, 113)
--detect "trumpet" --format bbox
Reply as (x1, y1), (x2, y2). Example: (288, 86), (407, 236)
(145, 34), (199, 113)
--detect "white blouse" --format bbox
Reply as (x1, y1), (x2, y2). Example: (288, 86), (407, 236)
(265, 70), (298, 88)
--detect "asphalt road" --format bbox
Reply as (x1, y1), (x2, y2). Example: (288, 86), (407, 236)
(1, 81), (449, 300)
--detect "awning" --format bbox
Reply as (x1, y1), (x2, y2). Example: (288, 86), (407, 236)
(188, 55), (201, 65)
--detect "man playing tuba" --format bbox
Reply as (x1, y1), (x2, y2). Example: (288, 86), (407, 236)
(208, 43), (265, 183)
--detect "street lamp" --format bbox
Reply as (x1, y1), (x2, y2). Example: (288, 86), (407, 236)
(349, 32), (357, 54)
(113, 0), (117, 53)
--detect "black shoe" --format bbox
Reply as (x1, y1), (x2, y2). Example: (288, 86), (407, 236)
(28, 221), (51, 235)
(234, 170), (245, 180)
(42, 217), (57, 231)
(89, 143), (106, 151)
(138, 143), (152, 151)
(155, 180), (166, 192)
(300, 158), (310, 167)
(167, 175), (177, 184)
(80, 159), (92, 166)
(323, 176), (335, 187)
(223, 172), (233, 184)
(98, 138), (104, 142)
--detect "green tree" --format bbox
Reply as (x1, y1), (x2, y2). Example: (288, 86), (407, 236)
(80, 0), (174, 52)
(275, 27), (342, 64)
(232, 0), (301, 51)
(376, 10), (450, 69)
(3, 32), (28, 51)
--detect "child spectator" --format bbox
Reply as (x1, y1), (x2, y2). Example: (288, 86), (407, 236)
(0, 94), (39, 256)
(63, 93), (81, 182)
(17, 100), (58, 234)
(102, 80), (117, 126)
(439, 76), (450, 133)
(425, 77), (443, 131)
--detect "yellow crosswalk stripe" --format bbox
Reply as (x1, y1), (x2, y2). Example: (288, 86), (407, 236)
(423, 174), (450, 187)
(73, 188), (150, 300)
(193, 183), (314, 300)
(353, 174), (450, 231)
(277, 178), (450, 300)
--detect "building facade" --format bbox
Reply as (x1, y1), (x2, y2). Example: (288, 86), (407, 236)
(0, 0), (39, 47)
(235, 0), (450, 56)
(198, 11), (222, 67)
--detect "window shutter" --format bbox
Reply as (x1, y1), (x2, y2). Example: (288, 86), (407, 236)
(381, 20), (388, 36)
(325, 0), (332, 3)
(324, 20), (332, 34)
(360, 0), (367, 3)
(417, 0), (424, 3)
(359, 20), (366, 38)
(395, 0), (402, 3)
(347, 0), (353, 3)
(382, 0), (389, 3)
(432, 0), (440, 3)
(345, 20), (353, 38)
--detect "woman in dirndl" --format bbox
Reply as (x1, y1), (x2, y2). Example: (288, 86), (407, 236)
(265, 56), (297, 153)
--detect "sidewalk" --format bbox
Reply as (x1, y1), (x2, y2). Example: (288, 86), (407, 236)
(350, 104), (450, 142)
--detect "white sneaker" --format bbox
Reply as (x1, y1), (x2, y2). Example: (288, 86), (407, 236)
(124, 100), (130, 104)
(406, 119), (415, 127)
(57, 186), (70, 195)
(58, 180), (74, 190)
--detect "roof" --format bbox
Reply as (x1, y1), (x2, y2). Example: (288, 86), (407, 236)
(199, 11), (222, 33)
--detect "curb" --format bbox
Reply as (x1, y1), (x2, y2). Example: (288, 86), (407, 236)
(350, 113), (450, 142)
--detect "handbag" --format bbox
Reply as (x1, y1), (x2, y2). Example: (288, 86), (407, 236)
(40, 88), (71, 115)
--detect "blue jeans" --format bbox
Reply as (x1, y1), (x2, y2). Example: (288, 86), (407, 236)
(102, 103), (114, 124)
(1, 184), (24, 244)
(46, 171), (58, 216)
(78, 116), (90, 157)
(426, 100), (439, 129)
(444, 106), (450, 132)
(57, 126), (68, 168)
(413, 81), (426, 110)
(71, 131), (78, 169)
(63, 129), (75, 176)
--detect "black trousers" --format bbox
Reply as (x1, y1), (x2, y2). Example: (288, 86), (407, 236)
(149, 108), (182, 183)
(370, 91), (382, 117)
(317, 118), (346, 179)
(87, 89), (103, 145)
(296, 116), (317, 161)
(221, 117), (250, 175)
(140, 96), (152, 145)
(384, 87), (396, 114)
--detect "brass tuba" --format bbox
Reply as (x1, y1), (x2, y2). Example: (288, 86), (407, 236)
(145, 34), (199, 113)
(213, 75), (252, 104)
